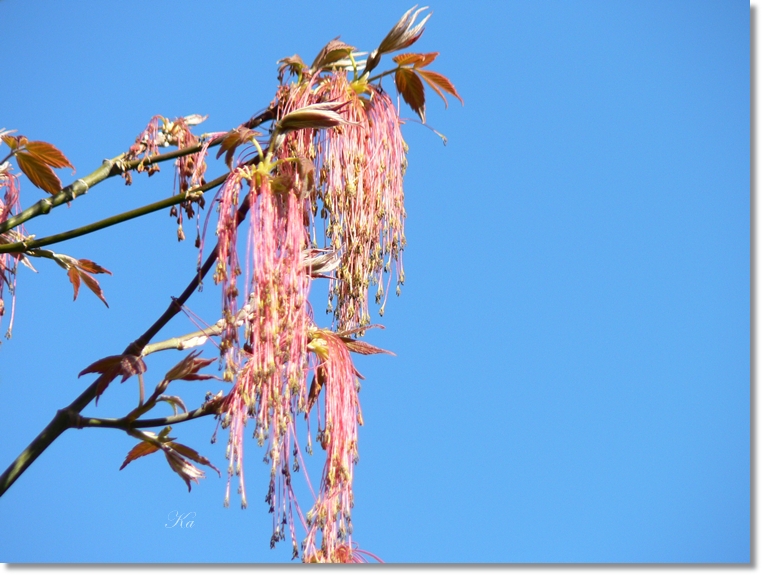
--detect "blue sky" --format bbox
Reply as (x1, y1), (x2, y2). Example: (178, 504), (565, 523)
(0, 0), (749, 564)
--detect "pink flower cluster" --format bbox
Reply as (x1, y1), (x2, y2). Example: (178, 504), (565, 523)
(211, 22), (424, 562)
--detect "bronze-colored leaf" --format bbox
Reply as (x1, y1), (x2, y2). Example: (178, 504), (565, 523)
(311, 38), (355, 71)
(75, 258), (112, 275)
(278, 54), (306, 81)
(295, 155), (316, 196)
(164, 449), (206, 492)
(417, 69), (464, 107)
(79, 353), (146, 380)
(392, 51), (438, 68)
(336, 324), (386, 338)
(340, 338), (396, 356)
(16, 151), (62, 194)
(216, 127), (260, 169)
(395, 67), (426, 122)
(276, 101), (355, 134)
(79, 353), (147, 403)
(119, 440), (160, 470)
(306, 367), (326, 416)
(168, 442), (220, 475)
(67, 267), (81, 301)
(24, 141), (74, 169)
(79, 271), (109, 307)
(376, 6), (431, 56)
(164, 350), (216, 382)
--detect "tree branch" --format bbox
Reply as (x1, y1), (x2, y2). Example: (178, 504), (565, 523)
(0, 124), (268, 497)
(0, 191), (252, 497)
(77, 400), (220, 430)
(0, 171), (229, 254)
(0, 106), (275, 235)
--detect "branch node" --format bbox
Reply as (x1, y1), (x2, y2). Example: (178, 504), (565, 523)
(74, 179), (90, 195)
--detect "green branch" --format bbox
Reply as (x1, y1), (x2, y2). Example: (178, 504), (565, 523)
(0, 156), (123, 235)
(77, 400), (220, 430)
(0, 171), (229, 254)
(0, 106), (275, 235)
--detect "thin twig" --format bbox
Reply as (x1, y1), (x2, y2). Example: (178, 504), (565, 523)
(77, 400), (220, 430)
(0, 171), (229, 254)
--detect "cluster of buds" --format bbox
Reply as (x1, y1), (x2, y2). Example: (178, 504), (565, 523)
(123, 115), (212, 241)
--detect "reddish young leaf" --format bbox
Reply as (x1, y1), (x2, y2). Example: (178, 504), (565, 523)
(340, 338), (395, 356)
(15, 151), (62, 194)
(278, 54), (306, 81)
(168, 442), (221, 475)
(119, 441), (160, 470)
(416, 69), (464, 107)
(395, 67), (426, 122)
(216, 127), (260, 168)
(79, 354), (147, 381)
(306, 367), (326, 416)
(310, 38), (355, 71)
(376, 6), (430, 56)
(164, 449), (206, 492)
(392, 51), (439, 68)
(24, 141), (74, 169)
(67, 267), (81, 301)
(336, 324), (386, 338)
(75, 259), (112, 275)
(79, 271), (109, 307)
(164, 350), (216, 381)
(277, 101), (355, 134)
(79, 353), (147, 403)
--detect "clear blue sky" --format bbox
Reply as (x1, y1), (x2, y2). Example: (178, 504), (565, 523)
(0, 0), (749, 564)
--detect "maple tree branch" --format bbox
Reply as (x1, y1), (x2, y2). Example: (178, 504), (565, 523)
(0, 107), (275, 236)
(142, 324), (224, 356)
(0, 171), (229, 254)
(0, 158), (259, 499)
(0, 157), (123, 235)
(77, 400), (220, 430)
(0, 198), (247, 497)
(141, 290), (264, 356)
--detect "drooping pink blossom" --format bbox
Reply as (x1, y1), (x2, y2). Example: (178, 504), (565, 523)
(219, 169), (312, 553)
(213, 167), (249, 379)
(302, 329), (362, 562)
(277, 72), (408, 332)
